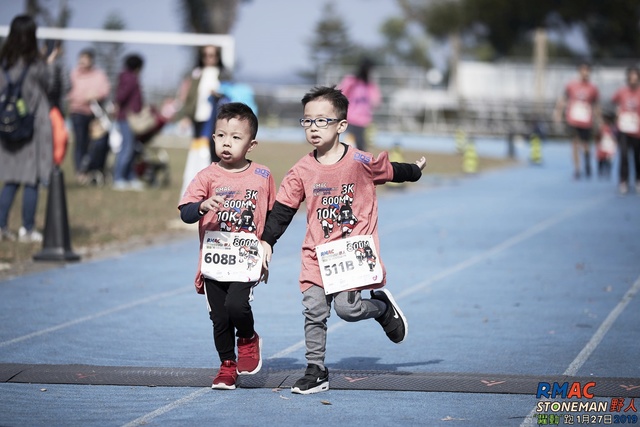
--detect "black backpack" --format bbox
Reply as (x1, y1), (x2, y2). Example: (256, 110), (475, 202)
(0, 65), (35, 144)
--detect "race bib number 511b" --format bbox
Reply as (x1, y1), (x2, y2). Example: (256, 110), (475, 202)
(201, 231), (263, 282)
(315, 235), (383, 295)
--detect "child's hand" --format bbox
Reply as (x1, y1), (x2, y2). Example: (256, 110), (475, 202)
(259, 241), (272, 284)
(199, 195), (225, 214)
(415, 156), (427, 171)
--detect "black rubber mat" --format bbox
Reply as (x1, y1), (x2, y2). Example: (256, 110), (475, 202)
(1, 363), (638, 397)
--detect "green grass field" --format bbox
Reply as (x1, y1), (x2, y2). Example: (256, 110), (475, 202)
(0, 134), (515, 272)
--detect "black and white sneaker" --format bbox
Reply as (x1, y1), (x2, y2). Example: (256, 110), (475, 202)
(371, 289), (408, 344)
(291, 364), (329, 395)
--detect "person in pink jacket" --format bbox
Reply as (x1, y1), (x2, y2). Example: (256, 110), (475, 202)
(67, 48), (110, 183)
(338, 58), (381, 151)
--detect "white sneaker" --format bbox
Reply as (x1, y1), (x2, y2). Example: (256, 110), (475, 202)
(128, 179), (145, 192)
(112, 180), (129, 191)
(112, 180), (144, 192)
(18, 227), (43, 243)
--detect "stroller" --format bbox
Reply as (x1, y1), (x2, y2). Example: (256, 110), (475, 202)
(85, 101), (171, 188)
(131, 104), (172, 187)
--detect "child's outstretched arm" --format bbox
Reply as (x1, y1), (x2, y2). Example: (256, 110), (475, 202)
(259, 201), (298, 283)
(390, 155), (427, 183)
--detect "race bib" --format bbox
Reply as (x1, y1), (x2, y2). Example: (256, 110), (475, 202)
(201, 231), (263, 282)
(618, 111), (640, 134)
(315, 235), (383, 295)
(568, 101), (592, 124)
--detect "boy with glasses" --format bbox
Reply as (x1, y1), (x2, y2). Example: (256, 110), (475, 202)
(260, 86), (426, 394)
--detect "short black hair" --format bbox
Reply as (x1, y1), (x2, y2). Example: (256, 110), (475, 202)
(216, 102), (259, 140)
(124, 54), (144, 71)
(301, 86), (348, 120)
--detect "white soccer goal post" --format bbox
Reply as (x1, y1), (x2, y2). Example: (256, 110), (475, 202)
(0, 26), (235, 71)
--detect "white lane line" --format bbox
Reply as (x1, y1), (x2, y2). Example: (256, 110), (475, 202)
(520, 274), (640, 427)
(564, 274), (640, 376)
(121, 387), (211, 427)
(0, 286), (191, 348)
(396, 195), (608, 299)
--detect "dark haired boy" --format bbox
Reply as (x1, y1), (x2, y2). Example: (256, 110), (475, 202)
(179, 102), (275, 389)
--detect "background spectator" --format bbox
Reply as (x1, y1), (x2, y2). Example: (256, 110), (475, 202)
(113, 53), (145, 191)
(177, 44), (227, 163)
(0, 15), (57, 242)
(611, 66), (640, 195)
(338, 57), (381, 151)
(67, 48), (111, 184)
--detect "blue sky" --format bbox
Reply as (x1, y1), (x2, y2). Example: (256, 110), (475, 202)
(0, 0), (402, 88)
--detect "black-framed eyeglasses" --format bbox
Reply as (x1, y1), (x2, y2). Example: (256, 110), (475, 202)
(299, 118), (341, 129)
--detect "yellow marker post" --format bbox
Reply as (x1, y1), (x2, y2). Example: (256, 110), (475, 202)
(462, 141), (479, 174)
(529, 133), (543, 165)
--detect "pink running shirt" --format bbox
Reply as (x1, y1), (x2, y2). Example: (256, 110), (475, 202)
(179, 162), (276, 293)
(564, 80), (599, 129)
(277, 146), (394, 292)
(611, 86), (640, 137)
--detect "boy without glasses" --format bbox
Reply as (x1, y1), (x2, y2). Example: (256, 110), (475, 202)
(179, 102), (275, 390)
(260, 86), (426, 394)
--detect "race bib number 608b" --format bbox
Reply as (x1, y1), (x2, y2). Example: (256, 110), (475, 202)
(201, 231), (263, 282)
(315, 235), (383, 295)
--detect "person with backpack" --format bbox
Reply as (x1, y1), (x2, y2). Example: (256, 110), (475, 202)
(0, 15), (58, 242)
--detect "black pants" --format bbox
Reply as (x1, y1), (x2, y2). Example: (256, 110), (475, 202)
(86, 134), (110, 173)
(346, 125), (367, 151)
(204, 279), (256, 362)
(618, 133), (640, 184)
(70, 113), (93, 173)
